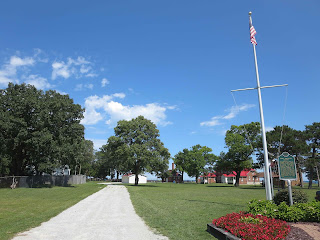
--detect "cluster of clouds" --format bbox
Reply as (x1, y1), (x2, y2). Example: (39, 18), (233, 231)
(0, 49), (257, 134)
(200, 104), (255, 127)
(0, 50), (108, 91)
(81, 93), (174, 127)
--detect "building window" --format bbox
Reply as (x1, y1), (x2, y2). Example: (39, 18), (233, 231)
(249, 176), (251, 181)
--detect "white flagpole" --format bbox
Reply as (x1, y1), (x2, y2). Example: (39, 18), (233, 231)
(249, 12), (273, 201)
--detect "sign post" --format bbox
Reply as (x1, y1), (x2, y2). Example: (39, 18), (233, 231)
(278, 152), (297, 205)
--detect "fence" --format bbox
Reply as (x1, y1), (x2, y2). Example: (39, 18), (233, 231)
(0, 175), (86, 188)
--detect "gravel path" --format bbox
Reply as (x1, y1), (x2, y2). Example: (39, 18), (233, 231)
(13, 184), (168, 240)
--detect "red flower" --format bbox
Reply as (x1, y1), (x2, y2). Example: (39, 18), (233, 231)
(212, 212), (290, 240)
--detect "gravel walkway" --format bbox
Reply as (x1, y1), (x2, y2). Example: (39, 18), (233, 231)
(13, 184), (168, 240)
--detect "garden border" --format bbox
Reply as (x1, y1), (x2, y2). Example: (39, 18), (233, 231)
(207, 223), (241, 240)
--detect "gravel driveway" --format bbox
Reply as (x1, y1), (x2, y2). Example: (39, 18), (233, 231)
(13, 184), (168, 240)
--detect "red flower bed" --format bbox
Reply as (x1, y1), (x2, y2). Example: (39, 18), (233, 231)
(212, 212), (290, 240)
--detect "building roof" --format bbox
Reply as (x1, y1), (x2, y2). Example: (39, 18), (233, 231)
(200, 173), (216, 178)
(222, 169), (256, 178)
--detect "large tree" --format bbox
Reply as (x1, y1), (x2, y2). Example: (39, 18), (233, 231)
(110, 116), (170, 185)
(174, 145), (215, 183)
(216, 122), (260, 187)
(305, 122), (320, 189)
(260, 126), (309, 187)
(0, 83), (86, 176)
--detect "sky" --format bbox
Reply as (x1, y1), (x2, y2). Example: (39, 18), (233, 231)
(0, 1), (319, 180)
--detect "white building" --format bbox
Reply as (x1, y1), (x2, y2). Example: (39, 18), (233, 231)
(122, 174), (147, 184)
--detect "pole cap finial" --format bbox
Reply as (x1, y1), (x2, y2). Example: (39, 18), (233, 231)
(249, 11), (252, 16)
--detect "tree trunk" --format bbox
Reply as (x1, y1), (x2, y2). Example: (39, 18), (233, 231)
(308, 147), (317, 189)
(181, 171), (184, 183)
(316, 165), (320, 187)
(135, 174), (139, 185)
(234, 171), (241, 187)
(298, 165), (303, 188)
(116, 171), (119, 180)
(79, 165), (81, 175)
(195, 175), (198, 184)
(296, 156), (303, 188)
(134, 162), (139, 186)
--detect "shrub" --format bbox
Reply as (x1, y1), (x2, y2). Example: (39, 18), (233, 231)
(212, 212), (290, 240)
(247, 199), (320, 222)
(273, 189), (308, 205)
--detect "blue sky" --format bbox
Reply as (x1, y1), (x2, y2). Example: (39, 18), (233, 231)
(0, 1), (319, 179)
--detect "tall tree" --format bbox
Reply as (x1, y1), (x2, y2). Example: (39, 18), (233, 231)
(112, 116), (170, 185)
(216, 122), (260, 187)
(174, 145), (215, 183)
(261, 126), (309, 187)
(0, 83), (86, 176)
(305, 122), (320, 189)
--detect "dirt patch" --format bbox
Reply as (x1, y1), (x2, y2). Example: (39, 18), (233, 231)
(286, 222), (320, 240)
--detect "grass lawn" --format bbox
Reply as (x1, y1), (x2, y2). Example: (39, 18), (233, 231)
(0, 181), (104, 240)
(126, 183), (320, 240)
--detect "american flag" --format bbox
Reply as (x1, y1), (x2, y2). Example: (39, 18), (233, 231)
(249, 19), (257, 45)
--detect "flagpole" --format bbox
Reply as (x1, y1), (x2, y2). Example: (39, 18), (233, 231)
(249, 12), (273, 201)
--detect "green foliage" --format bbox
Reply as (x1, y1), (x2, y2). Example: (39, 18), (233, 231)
(273, 189), (308, 205)
(305, 122), (320, 189)
(0, 83), (90, 176)
(215, 122), (260, 186)
(97, 116), (170, 184)
(247, 199), (320, 222)
(174, 144), (216, 182)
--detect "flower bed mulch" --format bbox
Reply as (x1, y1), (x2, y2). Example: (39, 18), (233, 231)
(285, 222), (320, 240)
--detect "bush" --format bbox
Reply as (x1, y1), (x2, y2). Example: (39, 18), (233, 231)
(247, 199), (320, 222)
(273, 189), (308, 205)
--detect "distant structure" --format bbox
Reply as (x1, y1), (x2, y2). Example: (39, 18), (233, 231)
(122, 174), (147, 184)
(162, 163), (183, 183)
(198, 169), (259, 185)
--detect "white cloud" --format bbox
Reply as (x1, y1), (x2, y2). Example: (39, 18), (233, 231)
(101, 78), (109, 87)
(200, 104), (255, 127)
(81, 94), (172, 127)
(52, 61), (71, 80)
(10, 56), (35, 66)
(74, 83), (94, 91)
(265, 126), (274, 132)
(51, 56), (95, 80)
(200, 117), (223, 127)
(112, 93), (125, 99)
(85, 73), (98, 77)
(0, 55), (36, 86)
(25, 74), (52, 89)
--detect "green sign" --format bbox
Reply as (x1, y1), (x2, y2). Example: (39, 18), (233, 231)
(278, 152), (297, 180)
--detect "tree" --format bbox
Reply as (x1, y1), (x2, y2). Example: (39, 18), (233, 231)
(260, 126), (309, 187)
(216, 122), (260, 187)
(174, 145), (215, 183)
(111, 116), (170, 185)
(0, 83), (86, 176)
(173, 148), (189, 182)
(305, 122), (320, 189)
(95, 136), (125, 180)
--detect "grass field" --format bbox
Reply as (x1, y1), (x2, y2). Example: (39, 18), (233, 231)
(0, 182), (104, 240)
(126, 183), (320, 240)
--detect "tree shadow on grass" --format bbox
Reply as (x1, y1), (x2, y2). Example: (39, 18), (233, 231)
(126, 184), (159, 187)
(206, 185), (264, 190)
(206, 185), (234, 188)
(186, 199), (245, 208)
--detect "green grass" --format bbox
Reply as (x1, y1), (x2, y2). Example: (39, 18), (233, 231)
(126, 183), (320, 240)
(0, 182), (104, 240)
